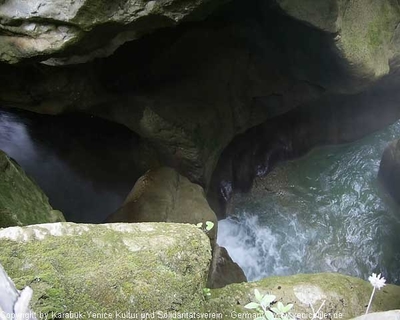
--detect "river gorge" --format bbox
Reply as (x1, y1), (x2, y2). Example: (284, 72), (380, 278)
(1, 105), (400, 285)
(2, 0), (400, 317)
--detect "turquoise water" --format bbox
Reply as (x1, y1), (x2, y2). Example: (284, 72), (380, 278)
(218, 120), (400, 283)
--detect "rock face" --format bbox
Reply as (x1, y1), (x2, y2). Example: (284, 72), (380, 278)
(0, 0), (362, 185)
(0, 223), (400, 319)
(0, 149), (65, 227)
(276, 0), (400, 90)
(0, 0), (229, 64)
(105, 167), (218, 244)
(3, 223), (398, 317)
(378, 139), (400, 204)
(105, 167), (246, 288)
(1, 0), (400, 205)
(0, 222), (211, 314)
(205, 273), (400, 319)
(207, 244), (247, 289)
(209, 70), (400, 217)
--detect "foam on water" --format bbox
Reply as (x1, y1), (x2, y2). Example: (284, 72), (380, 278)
(218, 120), (400, 283)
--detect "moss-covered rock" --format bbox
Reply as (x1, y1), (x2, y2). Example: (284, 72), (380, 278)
(105, 167), (246, 289)
(276, 0), (400, 89)
(2, 227), (398, 320)
(0, 150), (65, 227)
(0, 222), (212, 316)
(339, 0), (400, 80)
(204, 273), (400, 319)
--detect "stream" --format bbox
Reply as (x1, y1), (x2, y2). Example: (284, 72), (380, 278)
(218, 120), (400, 284)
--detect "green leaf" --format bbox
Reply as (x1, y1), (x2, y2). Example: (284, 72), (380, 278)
(270, 307), (280, 314)
(265, 311), (275, 320)
(283, 304), (293, 313)
(196, 223), (203, 228)
(205, 221), (214, 231)
(277, 301), (284, 311)
(244, 302), (260, 310)
(261, 294), (276, 306)
(254, 289), (262, 302)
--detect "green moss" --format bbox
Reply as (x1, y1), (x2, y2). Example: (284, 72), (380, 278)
(203, 273), (400, 319)
(0, 223), (211, 317)
(366, 1), (399, 50)
(0, 150), (65, 227)
(3, 222), (400, 318)
(340, 0), (400, 78)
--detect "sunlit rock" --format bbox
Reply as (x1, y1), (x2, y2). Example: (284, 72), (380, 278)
(205, 273), (400, 319)
(0, 222), (211, 314)
(105, 167), (218, 245)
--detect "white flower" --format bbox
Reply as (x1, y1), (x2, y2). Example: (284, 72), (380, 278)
(368, 273), (386, 290)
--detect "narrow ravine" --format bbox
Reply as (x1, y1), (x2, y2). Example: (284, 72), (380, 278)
(218, 120), (400, 284)
(3, 105), (400, 285)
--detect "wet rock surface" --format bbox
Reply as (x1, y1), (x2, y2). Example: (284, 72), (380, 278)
(379, 139), (400, 204)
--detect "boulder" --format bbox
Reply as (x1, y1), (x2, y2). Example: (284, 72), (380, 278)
(0, 222), (212, 314)
(207, 244), (247, 289)
(104, 167), (248, 288)
(0, 0), (229, 64)
(105, 167), (218, 245)
(378, 139), (400, 204)
(0, 149), (65, 227)
(204, 273), (400, 319)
